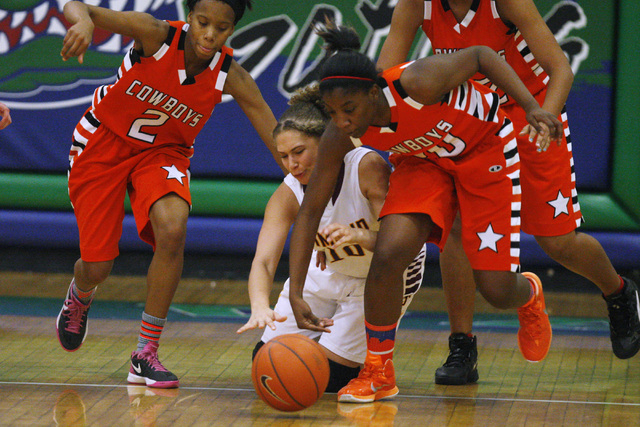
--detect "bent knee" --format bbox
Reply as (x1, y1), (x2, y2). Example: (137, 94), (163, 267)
(153, 218), (188, 245)
(77, 260), (113, 285)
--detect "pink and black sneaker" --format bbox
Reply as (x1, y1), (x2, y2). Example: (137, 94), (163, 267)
(128, 341), (179, 389)
(56, 284), (93, 352)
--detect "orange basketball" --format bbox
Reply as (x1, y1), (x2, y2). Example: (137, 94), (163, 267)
(252, 333), (330, 412)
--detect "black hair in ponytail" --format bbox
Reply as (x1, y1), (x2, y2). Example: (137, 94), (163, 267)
(315, 20), (379, 94)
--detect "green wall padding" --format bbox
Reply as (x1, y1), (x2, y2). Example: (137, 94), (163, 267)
(612, 0), (640, 220)
(1, 173), (638, 230)
(0, 173), (278, 218)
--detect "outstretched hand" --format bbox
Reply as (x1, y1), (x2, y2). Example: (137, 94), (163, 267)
(290, 294), (333, 333)
(61, 20), (94, 64)
(236, 307), (287, 334)
(521, 107), (563, 152)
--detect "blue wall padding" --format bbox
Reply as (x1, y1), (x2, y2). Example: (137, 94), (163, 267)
(0, 210), (262, 255)
(1, 209), (638, 267)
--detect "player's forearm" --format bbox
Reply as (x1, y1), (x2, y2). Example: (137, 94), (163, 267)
(541, 70), (573, 118)
(289, 213), (319, 299)
(247, 261), (276, 310)
(353, 229), (377, 252)
(63, 1), (92, 25)
(476, 47), (538, 113)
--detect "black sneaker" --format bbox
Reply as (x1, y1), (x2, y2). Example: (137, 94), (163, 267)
(603, 277), (640, 359)
(56, 284), (93, 352)
(435, 333), (479, 385)
(128, 341), (179, 388)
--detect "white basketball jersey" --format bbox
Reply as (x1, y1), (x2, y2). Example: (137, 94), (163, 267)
(285, 147), (380, 278)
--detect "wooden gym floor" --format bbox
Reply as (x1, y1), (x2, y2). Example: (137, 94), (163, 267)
(1, 261), (640, 426)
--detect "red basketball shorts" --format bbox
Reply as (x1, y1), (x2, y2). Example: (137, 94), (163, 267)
(504, 89), (582, 236)
(68, 125), (192, 262)
(383, 131), (521, 273)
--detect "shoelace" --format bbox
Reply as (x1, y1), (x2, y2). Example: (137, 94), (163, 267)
(519, 301), (544, 339)
(63, 298), (88, 334)
(444, 344), (473, 367)
(348, 361), (384, 387)
(356, 363), (376, 380)
(135, 348), (169, 372)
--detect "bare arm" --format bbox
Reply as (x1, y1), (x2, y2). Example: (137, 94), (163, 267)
(376, 0), (424, 70)
(402, 46), (563, 141)
(237, 184), (298, 333)
(320, 152), (390, 252)
(224, 60), (287, 174)
(288, 122), (354, 331)
(61, 1), (168, 63)
(497, 0), (573, 117)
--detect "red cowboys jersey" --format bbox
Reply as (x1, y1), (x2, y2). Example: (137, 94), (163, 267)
(75, 21), (232, 157)
(351, 63), (511, 164)
(422, 0), (549, 106)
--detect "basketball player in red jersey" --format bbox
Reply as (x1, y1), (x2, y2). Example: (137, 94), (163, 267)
(56, 0), (284, 389)
(288, 20), (561, 403)
(378, 0), (640, 386)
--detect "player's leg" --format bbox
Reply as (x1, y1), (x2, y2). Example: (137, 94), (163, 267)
(145, 194), (189, 319)
(126, 151), (191, 388)
(474, 269), (551, 362)
(458, 124), (551, 362)
(338, 156), (454, 402)
(338, 212), (432, 403)
(58, 126), (128, 352)
(436, 215), (478, 385)
(57, 260), (114, 352)
(459, 172), (552, 363)
(513, 96), (640, 360)
(127, 193), (187, 389)
(536, 231), (640, 359)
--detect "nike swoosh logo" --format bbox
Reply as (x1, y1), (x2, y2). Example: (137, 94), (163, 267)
(132, 363), (142, 374)
(260, 375), (289, 405)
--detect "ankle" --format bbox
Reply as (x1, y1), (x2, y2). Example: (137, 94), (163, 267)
(71, 279), (96, 304)
(603, 276), (625, 298)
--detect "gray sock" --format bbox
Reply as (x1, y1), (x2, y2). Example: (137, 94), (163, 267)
(137, 312), (166, 352)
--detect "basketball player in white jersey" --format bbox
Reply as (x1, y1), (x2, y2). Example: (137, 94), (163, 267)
(237, 83), (426, 392)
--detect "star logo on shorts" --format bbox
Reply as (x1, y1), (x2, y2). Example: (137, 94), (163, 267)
(162, 165), (186, 185)
(477, 223), (504, 253)
(547, 190), (570, 217)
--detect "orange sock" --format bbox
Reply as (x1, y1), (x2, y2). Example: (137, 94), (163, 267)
(365, 320), (397, 364)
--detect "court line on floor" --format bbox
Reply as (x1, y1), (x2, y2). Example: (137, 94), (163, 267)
(2, 381), (638, 407)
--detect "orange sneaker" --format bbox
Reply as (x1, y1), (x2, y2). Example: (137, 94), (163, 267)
(518, 272), (552, 362)
(337, 354), (399, 403)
